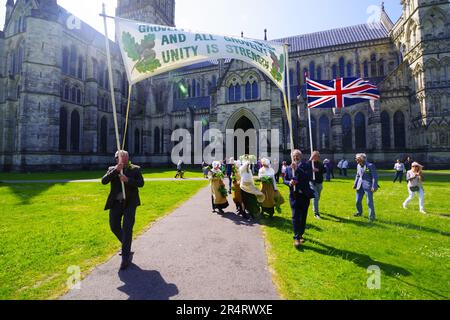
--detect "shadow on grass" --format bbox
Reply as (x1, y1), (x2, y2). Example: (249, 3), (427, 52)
(320, 212), (389, 229)
(394, 276), (449, 299)
(118, 264), (179, 300)
(218, 210), (258, 227)
(0, 182), (68, 205)
(375, 217), (450, 237)
(299, 239), (412, 277)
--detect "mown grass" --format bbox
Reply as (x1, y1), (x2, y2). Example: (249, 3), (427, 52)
(259, 171), (450, 300)
(0, 167), (204, 181)
(0, 180), (207, 299)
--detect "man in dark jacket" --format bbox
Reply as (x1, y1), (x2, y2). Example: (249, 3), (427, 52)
(102, 150), (144, 270)
(284, 149), (314, 248)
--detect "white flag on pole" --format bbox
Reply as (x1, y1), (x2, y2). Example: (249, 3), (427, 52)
(115, 18), (286, 93)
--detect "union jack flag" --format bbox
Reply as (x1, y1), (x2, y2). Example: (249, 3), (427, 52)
(306, 77), (380, 109)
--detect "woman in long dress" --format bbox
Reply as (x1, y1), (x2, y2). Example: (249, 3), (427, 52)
(209, 161), (229, 214)
(258, 158), (278, 217)
(239, 155), (265, 218)
(230, 159), (244, 217)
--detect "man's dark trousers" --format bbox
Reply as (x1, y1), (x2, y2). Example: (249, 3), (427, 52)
(109, 201), (137, 260)
(290, 193), (311, 240)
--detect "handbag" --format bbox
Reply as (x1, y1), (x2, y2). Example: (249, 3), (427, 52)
(409, 186), (420, 192)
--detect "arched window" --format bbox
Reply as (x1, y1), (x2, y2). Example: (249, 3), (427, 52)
(76, 88), (82, 104)
(296, 61), (301, 84)
(134, 129), (141, 154)
(309, 116), (317, 150)
(332, 64), (338, 79)
(92, 59), (98, 80)
(394, 111), (406, 148)
(289, 69), (295, 85)
(339, 57), (345, 77)
(154, 127), (161, 154)
(71, 87), (77, 102)
(197, 82), (201, 97)
(104, 69), (109, 89)
(64, 84), (70, 100)
(319, 115), (330, 150)
(228, 84), (241, 102)
(192, 79), (196, 97)
(212, 75), (217, 87)
(309, 61), (316, 80)
(69, 45), (77, 76)
(77, 57), (83, 79)
(245, 81), (259, 100)
(363, 61), (369, 78)
(122, 72), (128, 95)
(347, 62), (353, 77)
(17, 46), (23, 73)
(316, 66), (322, 80)
(381, 111), (391, 149)
(59, 107), (68, 151)
(355, 112), (366, 149)
(370, 54), (377, 77)
(342, 114), (352, 151)
(62, 47), (69, 74)
(70, 110), (81, 152)
(379, 59), (385, 76)
(98, 63), (105, 87)
(100, 117), (108, 153)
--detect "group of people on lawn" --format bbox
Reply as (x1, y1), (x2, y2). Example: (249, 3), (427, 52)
(101, 149), (427, 270)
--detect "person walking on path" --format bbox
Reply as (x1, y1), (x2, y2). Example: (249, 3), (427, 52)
(175, 160), (184, 179)
(258, 158), (280, 218)
(102, 150), (145, 271)
(393, 159), (406, 183)
(353, 153), (379, 222)
(284, 150), (314, 248)
(226, 158), (234, 194)
(208, 161), (229, 214)
(240, 155), (265, 219)
(309, 151), (325, 219)
(403, 162), (426, 214)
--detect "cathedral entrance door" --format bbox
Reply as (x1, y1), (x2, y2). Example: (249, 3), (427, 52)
(234, 116), (255, 160)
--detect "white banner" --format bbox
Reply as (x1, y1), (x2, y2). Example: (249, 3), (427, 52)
(115, 18), (286, 93)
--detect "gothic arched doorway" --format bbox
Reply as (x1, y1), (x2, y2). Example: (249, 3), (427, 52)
(234, 116), (255, 159)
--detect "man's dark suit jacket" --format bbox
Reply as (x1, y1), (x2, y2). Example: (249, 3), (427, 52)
(102, 164), (145, 210)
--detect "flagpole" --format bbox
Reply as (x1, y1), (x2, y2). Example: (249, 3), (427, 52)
(102, 3), (126, 200)
(283, 43), (294, 152)
(305, 73), (316, 180)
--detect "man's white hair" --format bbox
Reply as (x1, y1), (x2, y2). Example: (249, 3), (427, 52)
(355, 153), (367, 160)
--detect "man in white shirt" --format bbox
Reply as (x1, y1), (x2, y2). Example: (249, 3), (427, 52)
(342, 159), (349, 177)
(393, 159), (406, 183)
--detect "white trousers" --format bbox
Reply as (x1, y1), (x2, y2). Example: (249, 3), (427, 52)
(403, 187), (425, 211)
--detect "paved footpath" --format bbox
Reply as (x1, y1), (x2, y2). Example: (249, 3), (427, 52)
(62, 184), (280, 300)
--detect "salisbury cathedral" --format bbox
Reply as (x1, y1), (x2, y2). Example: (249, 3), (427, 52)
(0, 0), (448, 171)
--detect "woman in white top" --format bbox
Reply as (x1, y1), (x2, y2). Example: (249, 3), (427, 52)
(393, 159), (406, 183)
(258, 158), (277, 217)
(403, 162), (426, 214)
(239, 155), (265, 218)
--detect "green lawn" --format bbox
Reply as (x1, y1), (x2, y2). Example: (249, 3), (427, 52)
(259, 171), (450, 300)
(0, 167), (204, 181)
(0, 180), (207, 299)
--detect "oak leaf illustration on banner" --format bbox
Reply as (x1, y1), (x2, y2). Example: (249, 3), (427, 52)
(270, 52), (285, 83)
(122, 32), (161, 74)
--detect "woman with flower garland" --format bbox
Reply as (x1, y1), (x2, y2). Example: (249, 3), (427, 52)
(208, 161), (229, 214)
(239, 155), (265, 218)
(258, 158), (279, 217)
(230, 159), (245, 217)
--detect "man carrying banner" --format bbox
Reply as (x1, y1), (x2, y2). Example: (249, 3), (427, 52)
(102, 150), (144, 270)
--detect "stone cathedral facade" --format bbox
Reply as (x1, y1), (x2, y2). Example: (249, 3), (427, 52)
(0, 0), (448, 171)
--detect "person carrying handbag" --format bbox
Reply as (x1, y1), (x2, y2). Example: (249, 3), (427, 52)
(403, 162), (426, 214)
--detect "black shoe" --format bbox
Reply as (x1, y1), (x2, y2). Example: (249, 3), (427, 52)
(354, 213), (362, 217)
(314, 213), (321, 219)
(218, 208), (225, 214)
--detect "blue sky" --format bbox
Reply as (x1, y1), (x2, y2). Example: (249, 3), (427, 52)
(0, 0), (403, 40)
